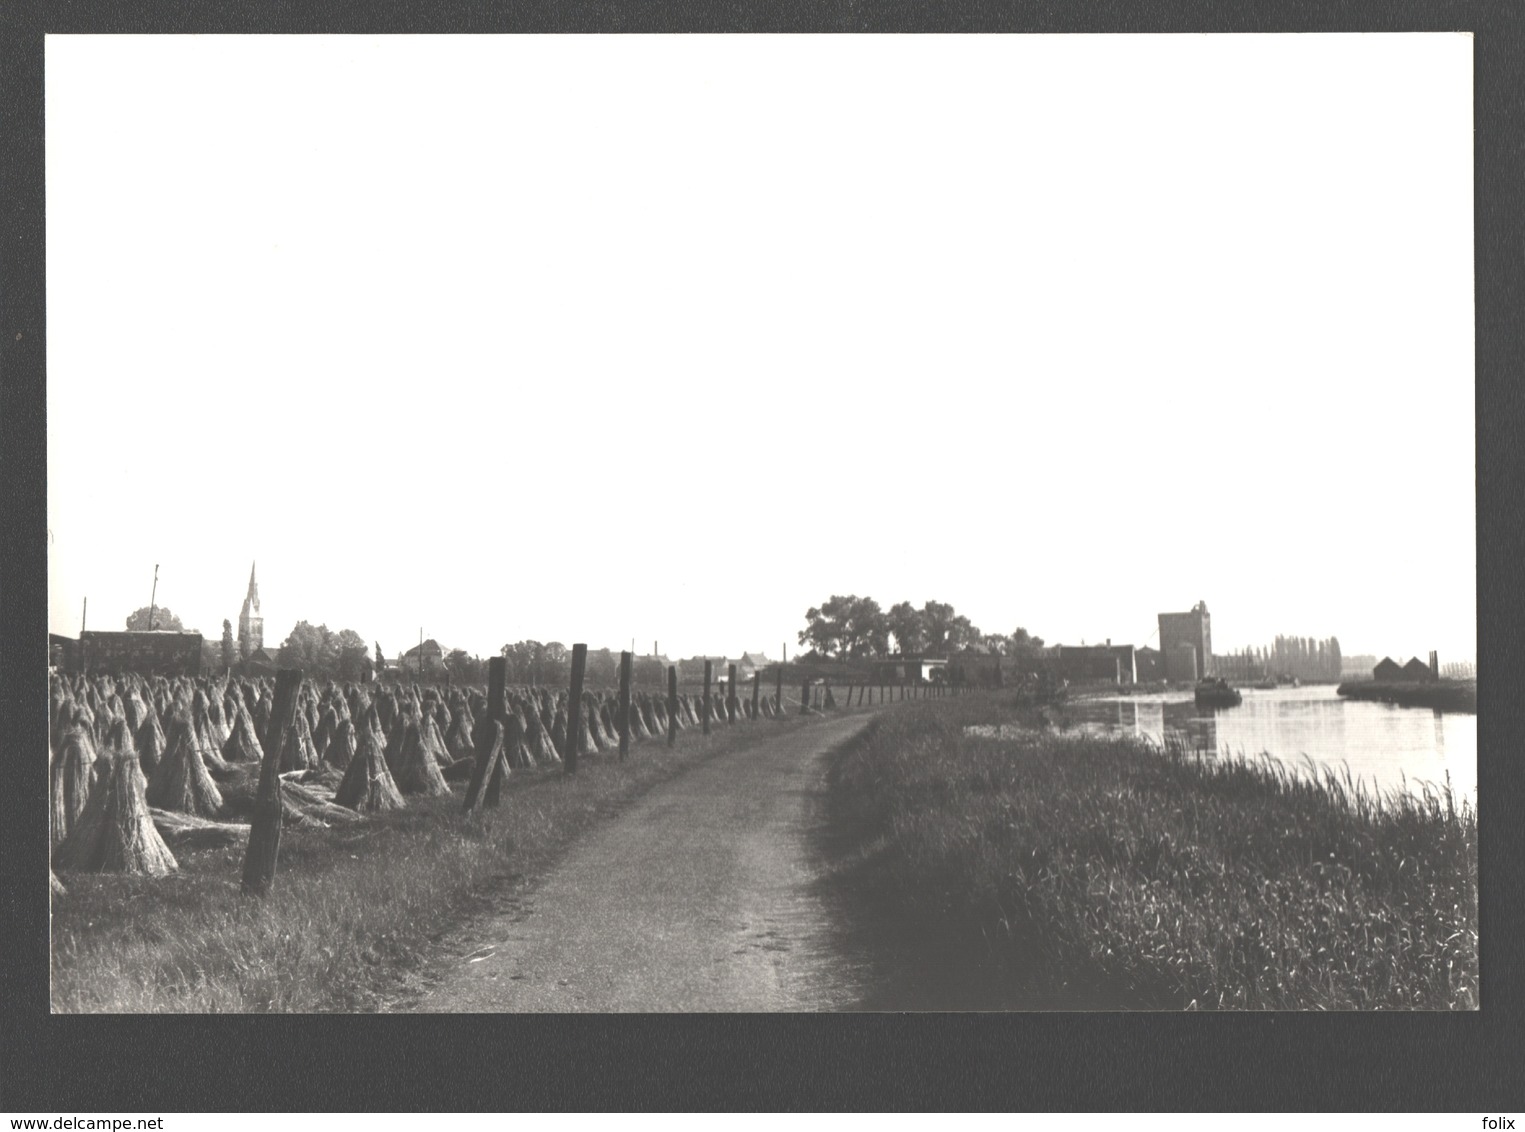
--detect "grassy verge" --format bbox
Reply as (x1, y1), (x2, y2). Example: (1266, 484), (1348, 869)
(824, 695), (1478, 1010)
(51, 708), (860, 1013)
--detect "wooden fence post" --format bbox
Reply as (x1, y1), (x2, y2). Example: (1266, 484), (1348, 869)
(702, 660), (713, 735)
(727, 663), (738, 724)
(751, 671), (761, 721)
(464, 657), (507, 811)
(566, 643), (587, 774)
(482, 714), (517, 808)
(241, 667), (302, 896)
(667, 665), (679, 747)
(618, 650), (633, 760)
(775, 663), (784, 714)
(801, 676), (810, 714)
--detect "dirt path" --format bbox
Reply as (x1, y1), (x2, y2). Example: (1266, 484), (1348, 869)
(405, 712), (877, 1012)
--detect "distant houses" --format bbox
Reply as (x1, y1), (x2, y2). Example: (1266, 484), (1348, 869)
(1402, 656), (1437, 683)
(245, 646), (282, 676)
(400, 638), (447, 675)
(1372, 655), (1439, 683)
(1051, 642), (1137, 685)
(679, 652), (773, 686)
(736, 652), (772, 681)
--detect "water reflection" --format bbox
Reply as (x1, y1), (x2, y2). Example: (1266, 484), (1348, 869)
(1054, 685), (1475, 801)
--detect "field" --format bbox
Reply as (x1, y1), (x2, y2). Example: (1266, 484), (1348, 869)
(824, 694), (1478, 1010)
(48, 664), (876, 1013)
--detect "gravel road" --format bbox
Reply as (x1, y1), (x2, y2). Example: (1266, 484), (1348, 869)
(408, 712), (877, 1012)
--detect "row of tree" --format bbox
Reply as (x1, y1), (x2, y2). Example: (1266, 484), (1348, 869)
(1215, 636), (1344, 681)
(276, 621), (373, 680)
(797, 596), (1044, 661)
(498, 642), (670, 688)
(1266, 635), (1343, 681)
(126, 605), (381, 680)
(123, 609), (682, 686)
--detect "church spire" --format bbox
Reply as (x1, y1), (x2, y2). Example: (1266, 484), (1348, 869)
(238, 561), (264, 659)
(243, 561), (260, 615)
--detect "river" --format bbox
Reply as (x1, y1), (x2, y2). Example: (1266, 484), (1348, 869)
(1055, 684), (1476, 803)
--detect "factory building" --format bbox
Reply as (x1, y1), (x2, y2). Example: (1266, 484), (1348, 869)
(1159, 601), (1212, 682)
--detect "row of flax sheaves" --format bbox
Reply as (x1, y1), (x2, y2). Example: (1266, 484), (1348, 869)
(47, 668), (793, 887)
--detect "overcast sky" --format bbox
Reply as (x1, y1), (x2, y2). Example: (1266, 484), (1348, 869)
(46, 34), (1475, 664)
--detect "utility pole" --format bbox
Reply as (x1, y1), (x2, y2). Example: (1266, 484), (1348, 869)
(148, 564), (159, 631)
(81, 596), (87, 634)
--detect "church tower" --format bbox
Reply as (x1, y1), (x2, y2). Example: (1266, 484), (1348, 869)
(238, 562), (263, 660)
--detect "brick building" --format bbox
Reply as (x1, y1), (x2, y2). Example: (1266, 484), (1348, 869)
(1052, 642), (1137, 684)
(77, 630), (203, 676)
(1159, 601), (1212, 682)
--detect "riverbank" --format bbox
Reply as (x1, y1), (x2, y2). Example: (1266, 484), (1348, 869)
(50, 707), (870, 1013)
(1338, 679), (1477, 713)
(823, 696), (1477, 1010)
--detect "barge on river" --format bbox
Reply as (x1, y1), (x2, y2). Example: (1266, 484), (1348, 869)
(1195, 677), (1243, 708)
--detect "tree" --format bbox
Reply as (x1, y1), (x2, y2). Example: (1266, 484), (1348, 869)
(920, 600), (956, 651)
(501, 640), (540, 684)
(920, 600), (981, 653)
(850, 597), (890, 658)
(540, 642), (571, 686)
(886, 602), (926, 655)
(947, 615), (979, 650)
(333, 629), (370, 681)
(799, 595), (889, 661)
(444, 649), (483, 685)
(585, 648), (619, 688)
(981, 633), (1010, 656)
(501, 640), (579, 686)
(279, 621), (335, 674)
(126, 606), (184, 632)
(375, 642), (386, 673)
(798, 602), (846, 659)
(221, 620), (235, 670)
(1009, 627), (1045, 657)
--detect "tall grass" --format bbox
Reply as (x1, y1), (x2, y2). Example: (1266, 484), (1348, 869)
(827, 699), (1478, 1010)
(51, 711), (836, 1012)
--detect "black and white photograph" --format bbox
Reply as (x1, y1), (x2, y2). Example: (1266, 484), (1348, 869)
(41, 33), (1477, 1016)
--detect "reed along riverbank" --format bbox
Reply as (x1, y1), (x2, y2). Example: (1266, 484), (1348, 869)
(823, 696), (1477, 1010)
